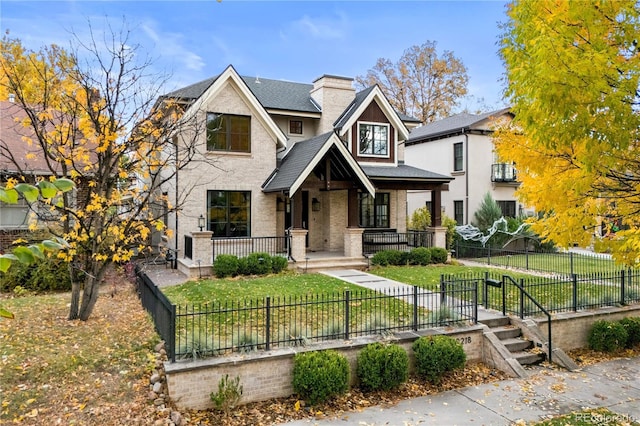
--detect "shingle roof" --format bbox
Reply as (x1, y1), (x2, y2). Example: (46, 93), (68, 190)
(407, 107), (511, 143)
(164, 75), (320, 113)
(361, 164), (453, 182)
(333, 86), (375, 129)
(262, 132), (334, 192)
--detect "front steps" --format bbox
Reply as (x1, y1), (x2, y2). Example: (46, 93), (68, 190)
(290, 255), (368, 273)
(484, 316), (546, 366)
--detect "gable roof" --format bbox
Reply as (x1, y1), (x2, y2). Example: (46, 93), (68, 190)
(177, 65), (288, 149)
(165, 74), (320, 114)
(333, 85), (411, 141)
(406, 107), (512, 144)
(361, 164), (453, 182)
(262, 131), (375, 196)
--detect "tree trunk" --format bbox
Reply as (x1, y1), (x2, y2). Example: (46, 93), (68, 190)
(78, 274), (100, 321)
(68, 281), (81, 320)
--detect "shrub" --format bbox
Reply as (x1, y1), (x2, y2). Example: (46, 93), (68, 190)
(412, 335), (466, 383)
(245, 252), (272, 275)
(292, 350), (349, 405)
(619, 317), (640, 348)
(213, 254), (239, 278)
(0, 257), (71, 293)
(271, 255), (288, 273)
(408, 247), (431, 266)
(587, 320), (628, 352)
(429, 247), (448, 264)
(210, 374), (243, 418)
(237, 257), (249, 275)
(370, 249), (404, 266)
(356, 343), (408, 392)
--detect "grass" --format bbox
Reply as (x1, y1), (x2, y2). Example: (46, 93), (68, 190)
(466, 251), (620, 275)
(0, 283), (161, 425)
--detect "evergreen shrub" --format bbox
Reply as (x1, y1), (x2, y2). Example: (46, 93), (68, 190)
(412, 335), (466, 383)
(356, 342), (408, 392)
(292, 350), (349, 405)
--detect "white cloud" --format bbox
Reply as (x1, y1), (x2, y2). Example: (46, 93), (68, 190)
(288, 11), (349, 40)
(141, 20), (205, 72)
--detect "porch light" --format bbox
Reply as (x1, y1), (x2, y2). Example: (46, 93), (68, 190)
(312, 198), (320, 212)
(198, 214), (205, 232)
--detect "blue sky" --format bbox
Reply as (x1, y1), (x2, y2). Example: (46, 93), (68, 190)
(1, 1), (510, 112)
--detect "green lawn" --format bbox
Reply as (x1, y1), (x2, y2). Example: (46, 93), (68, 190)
(467, 251), (619, 275)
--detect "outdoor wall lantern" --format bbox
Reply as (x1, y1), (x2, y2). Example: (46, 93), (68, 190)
(312, 198), (321, 212)
(198, 214), (205, 232)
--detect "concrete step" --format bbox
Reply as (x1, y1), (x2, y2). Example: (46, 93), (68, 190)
(502, 337), (533, 352)
(512, 350), (545, 365)
(491, 325), (522, 340)
(479, 316), (510, 328)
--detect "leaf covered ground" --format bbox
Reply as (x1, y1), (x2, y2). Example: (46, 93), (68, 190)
(2, 266), (639, 425)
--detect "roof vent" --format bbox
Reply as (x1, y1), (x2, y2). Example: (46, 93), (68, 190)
(255, 76), (261, 84)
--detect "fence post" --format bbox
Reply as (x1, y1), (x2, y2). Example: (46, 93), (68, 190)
(519, 278), (524, 319)
(473, 282), (478, 324)
(344, 290), (350, 340)
(621, 270), (626, 306)
(572, 274), (578, 312)
(440, 275), (446, 305)
(483, 271), (488, 308)
(570, 252), (574, 275)
(265, 296), (271, 351)
(413, 285), (418, 331)
(487, 245), (491, 265)
(525, 243), (529, 270)
(169, 304), (176, 363)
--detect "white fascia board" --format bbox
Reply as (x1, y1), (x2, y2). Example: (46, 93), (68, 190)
(181, 66), (288, 149)
(266, 108), (321, 119)
(289, 134), (375, 196)
(337, 86), (410, 141)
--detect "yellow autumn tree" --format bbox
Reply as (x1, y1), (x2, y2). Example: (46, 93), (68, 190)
(0, 26), (209, 320)
(495, 0), (640, 266)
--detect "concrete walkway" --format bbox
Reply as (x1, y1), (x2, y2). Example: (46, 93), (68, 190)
(282, 357), (640, 425)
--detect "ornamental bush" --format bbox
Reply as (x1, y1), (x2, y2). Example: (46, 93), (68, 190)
(356, 342), (409, 392)
(408, 247), (431, 266)
(412, 335), (466, 384)
(588, 320), (628, 352)
(429, 247), (448, 264)
(371, 249), (404, 266)
(618, 317), (640, 348)
(292, 350), (349, 405)
(271, 255), (288, 273)
(0, 257), (71, 293)
(245, 252), (273, 275)
(213, 254), (239, 278)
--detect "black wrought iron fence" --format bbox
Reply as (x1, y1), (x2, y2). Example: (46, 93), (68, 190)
(212, 235), (289, 260)
(453, 242), (618, 276)
(173, 284), (477, 360)
(134, 266), (176, 361)
(363, 230), (433, 255)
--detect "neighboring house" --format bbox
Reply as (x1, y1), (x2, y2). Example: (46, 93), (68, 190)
(405, 108), (533, 226)
(156, 65), (453, 276)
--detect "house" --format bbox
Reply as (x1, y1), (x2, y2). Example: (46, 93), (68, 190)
(405, 108), (533, 226)
(156, 65), (453, 276)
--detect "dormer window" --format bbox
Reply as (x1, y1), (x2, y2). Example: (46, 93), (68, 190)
(358, 122), (389, 157)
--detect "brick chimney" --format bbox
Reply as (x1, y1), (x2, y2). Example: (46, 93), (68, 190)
(310, 75), (355, 134)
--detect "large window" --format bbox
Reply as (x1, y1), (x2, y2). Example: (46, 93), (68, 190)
(207, 190), (251, 237)
(454, 200), (464, 225)
(359, 193), (390, 228)
(453, 142), (464, 171)
(358, 123), (389, 157)
(497, 200), (517, 218)
(0, 197), (28, 228)
(206, 113), (251, 152)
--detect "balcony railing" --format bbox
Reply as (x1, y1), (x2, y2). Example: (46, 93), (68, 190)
(491, 163), (517, 182)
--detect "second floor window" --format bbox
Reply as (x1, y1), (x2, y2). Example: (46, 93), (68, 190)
(207, 113), (251, 153)
(453, 142), (463, 171)
(358, 123), (389, 157)
(289, 120), (303, 135)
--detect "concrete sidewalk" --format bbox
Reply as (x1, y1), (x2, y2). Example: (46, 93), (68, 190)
(282, 357), (640, 425)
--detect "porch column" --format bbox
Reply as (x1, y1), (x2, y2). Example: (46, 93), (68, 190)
(428, 226), (447, 250)
(344, 227), (365, 258)
(289, 229), (308, 262)
(177, 231), (213, 278)
(347, 188), (359, 228)
(431, 186), (442, 226)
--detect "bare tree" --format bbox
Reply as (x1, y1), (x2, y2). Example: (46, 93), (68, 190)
(356, 41), (469, 123)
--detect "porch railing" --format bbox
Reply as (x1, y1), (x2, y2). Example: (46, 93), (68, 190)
(362, 230), (433, 255)
(212, 235), (290, 260)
